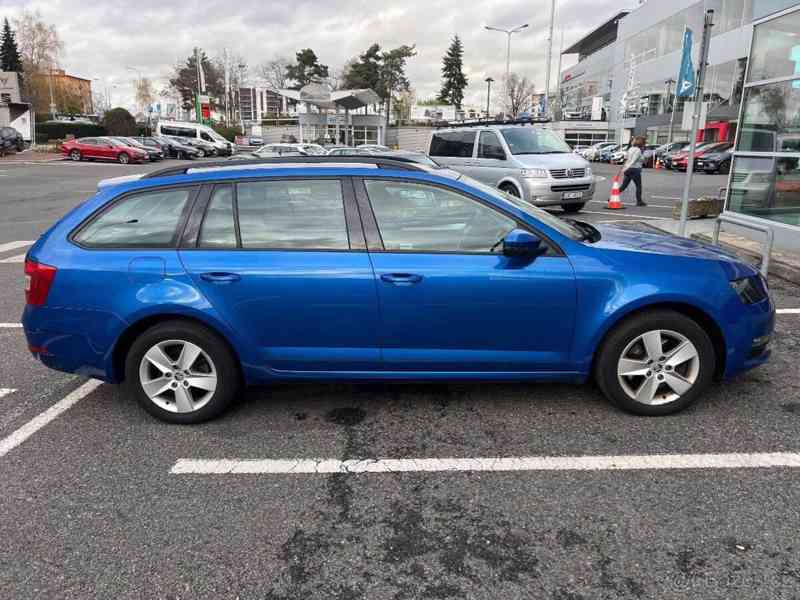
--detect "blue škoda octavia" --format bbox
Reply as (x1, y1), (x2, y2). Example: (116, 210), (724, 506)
(22, 157), (774, 423)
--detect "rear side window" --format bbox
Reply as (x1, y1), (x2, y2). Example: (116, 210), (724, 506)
(429, 131), (476, 157)
(236, 180), (349, 250)
(74, 188), (192, 248)
(477, 131), (506, 160)
(199, 186), (237, 248)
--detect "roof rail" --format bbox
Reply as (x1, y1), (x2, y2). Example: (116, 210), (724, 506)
(434, 117), (551, 129)
(143, 155), (426, 179)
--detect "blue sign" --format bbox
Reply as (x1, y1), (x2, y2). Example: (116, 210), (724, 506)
(676, 28), (696, 98)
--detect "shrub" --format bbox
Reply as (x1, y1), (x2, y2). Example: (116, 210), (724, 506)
(210, 122), (241, 142)
(35, 121), (105, 144)
(102, 108), (137, 136)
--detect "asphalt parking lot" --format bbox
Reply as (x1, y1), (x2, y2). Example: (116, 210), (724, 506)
(1, 158), (800, 599)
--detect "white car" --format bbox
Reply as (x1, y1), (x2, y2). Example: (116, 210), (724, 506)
(258, 143), (327, 156)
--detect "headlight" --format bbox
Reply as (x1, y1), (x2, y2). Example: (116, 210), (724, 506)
(521, 168), (548, 179)
(585, 166), (593, 177)
(730, 276), (768, 304)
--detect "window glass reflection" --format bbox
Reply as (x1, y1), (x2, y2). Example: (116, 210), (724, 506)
(728, 156), (800, 225)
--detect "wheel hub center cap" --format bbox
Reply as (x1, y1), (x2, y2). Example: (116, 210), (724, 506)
(174, 372), (184, 381)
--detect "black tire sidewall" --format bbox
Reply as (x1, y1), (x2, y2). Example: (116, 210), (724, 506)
(595, 310), (716, 416)
(124, 321), (241, 424)
(500, 183), (520, 197)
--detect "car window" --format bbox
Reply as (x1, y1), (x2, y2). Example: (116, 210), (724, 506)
(236, 179), (349, 250)
(500, 128), (571, 155)
(429, 131), (476, 158)
(365, 180), (516, 253)
(200, 132), (213, 142)
(198, 186), (237, 249)
(477, 131), (506, 160)
(75, 188), (192, 248)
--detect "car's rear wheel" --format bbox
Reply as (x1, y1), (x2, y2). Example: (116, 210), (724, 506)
(124, 321), (241, 424)
(562, 203), (585, 214)
(117, 152), (130, 164)
(196, 148), (206, 158)
(595, 310), (715, 416)
(720, 160), (731, 175)
(70, 149), (81, 161)
(499, 183), (520, 197)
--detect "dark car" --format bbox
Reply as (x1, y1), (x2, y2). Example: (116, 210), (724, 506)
(172, 137), (217, 158)
(110, 137), (164, 162)
(0, 126), (24, 154)
(699, 149), (733, 174)
(150, 135), (201, 160)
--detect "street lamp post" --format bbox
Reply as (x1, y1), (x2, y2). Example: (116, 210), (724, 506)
(127, 66), (147, 133)
(484, 23), (529, 111)
(664, 78), (676, 143)
(485, 77), (494, 120)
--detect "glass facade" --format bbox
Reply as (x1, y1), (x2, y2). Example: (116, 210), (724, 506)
(728, 8), (800, 227)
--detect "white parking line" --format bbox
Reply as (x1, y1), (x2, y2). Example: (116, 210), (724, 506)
(0, 323), (23, 328)
(0, 241), (33, 254)
(777, 309), (800, 314)
(651, 195), (681, 201)
(0, 379), (102, 458)
(0, 389), (16, 400)
(171, 452), (800, 474)
(0, 254), (25, 263)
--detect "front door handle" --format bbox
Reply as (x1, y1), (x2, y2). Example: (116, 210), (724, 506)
(200, 272), (241, 284)
(380, 273), (423, 286)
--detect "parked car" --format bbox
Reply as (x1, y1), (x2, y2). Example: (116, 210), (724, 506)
(248, 136), (264, 146)
(0, 126), (24, 154)
(355, 144), (391, 154)
(140, 136), (201, 160)
(699, 148), (733, 174)
(21, 155), (774, 423)
(609, 145), (630, 165)
(598, 144), (620, 163)
(661, 144), (693, 170)
(672, 142), (733, 172)
(584, 142), (617, 162)
(155, 121), (235, 156)
(363, 149), (439, 167)
(254, 144), (309, 157)
(61, 137), (147, 164)
(429, 124), (595, 213)
(326, 146), (356, 155)
(258, 143), (326, 156)
(170, 136), (217, 158)
(646, 141), (688, 168)
(640, 145), (660, 168)
(110, 137), (164, 162)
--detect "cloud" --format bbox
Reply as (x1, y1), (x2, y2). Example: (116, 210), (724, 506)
(1, 0), (626, 110)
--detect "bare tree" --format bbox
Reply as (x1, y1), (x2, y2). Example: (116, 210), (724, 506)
(258, 57), (290, 90)
(503, 73), (536, 118)
(13, 10), (62, 72)
(134, 77), (155, 113)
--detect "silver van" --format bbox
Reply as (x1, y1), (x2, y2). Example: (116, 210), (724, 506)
(428, 125), (595, 213)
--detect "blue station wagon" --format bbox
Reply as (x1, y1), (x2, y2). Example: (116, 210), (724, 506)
(22, 157), (774, 423)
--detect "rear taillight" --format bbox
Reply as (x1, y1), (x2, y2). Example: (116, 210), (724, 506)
(24, 259), (57, 306)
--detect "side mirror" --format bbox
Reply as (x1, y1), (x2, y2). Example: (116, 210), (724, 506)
(503, 229), (547, 259)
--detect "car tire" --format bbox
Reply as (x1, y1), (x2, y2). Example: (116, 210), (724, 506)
(117, 152), (130, 165)
(562, 203), (585, 214)
(196, 149), (206, 158)
(720, 161), (731, 175)
(124, 320), (241, 424)
(499, 183), (520, 197)
(70, 149), (82, 161)
(594, 309), (716, 416)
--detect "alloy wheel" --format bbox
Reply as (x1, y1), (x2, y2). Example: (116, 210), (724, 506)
(138, 339), (218, 413)
(616, 329), (700, 406)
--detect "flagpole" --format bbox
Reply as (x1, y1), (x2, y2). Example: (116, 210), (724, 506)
(678, 10), (714, 238)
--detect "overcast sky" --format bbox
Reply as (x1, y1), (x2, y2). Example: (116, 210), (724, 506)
(1, 0), (633, 111)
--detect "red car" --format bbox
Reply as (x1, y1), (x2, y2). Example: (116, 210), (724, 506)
(671, 142), (732, 171)
(61, 137), (148, 164)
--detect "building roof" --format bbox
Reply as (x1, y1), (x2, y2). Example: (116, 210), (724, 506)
(277, 84), (381, 110)
(562, 10), (629, 57)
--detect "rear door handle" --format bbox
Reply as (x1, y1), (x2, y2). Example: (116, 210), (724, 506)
(200, 272), (241, 284)
(380, 273), (423, 286)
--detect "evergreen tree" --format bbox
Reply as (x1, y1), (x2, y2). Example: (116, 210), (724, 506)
(0, 18), (24, 83)
(437, 35), (467, 109)
(285, 49), (329, 90)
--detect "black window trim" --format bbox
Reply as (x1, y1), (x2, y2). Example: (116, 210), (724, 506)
(179, 175), (365, 253)
(354, 176), (565, 257)
(69, 184), (201, 250)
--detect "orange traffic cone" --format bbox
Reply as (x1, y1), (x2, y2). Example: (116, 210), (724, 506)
(654, 158), (662, 170)
(605, 175), (625, 209)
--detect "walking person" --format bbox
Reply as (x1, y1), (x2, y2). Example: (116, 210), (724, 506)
(618, 136), (647, 207)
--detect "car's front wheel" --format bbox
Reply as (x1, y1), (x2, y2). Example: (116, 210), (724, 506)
(117, 152), (130, 164)
(70, 149), (81, 161)
(124, 321), (241, 424)
(499, 183), (520, 197)
(595, 310), (715, 416)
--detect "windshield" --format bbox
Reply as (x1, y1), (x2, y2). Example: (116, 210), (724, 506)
(500, 128), (572, 155)
(456, 174), (584, 241)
